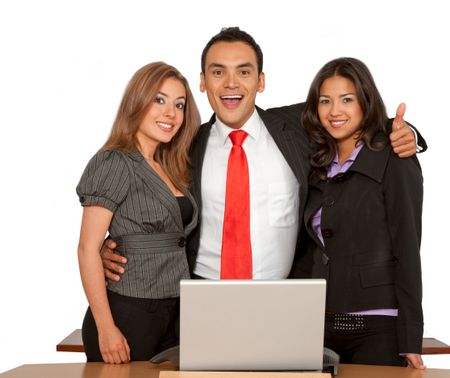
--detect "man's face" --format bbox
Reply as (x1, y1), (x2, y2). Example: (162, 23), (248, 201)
(200, 41), (265, 129)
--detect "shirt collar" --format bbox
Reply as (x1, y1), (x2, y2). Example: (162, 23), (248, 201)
(328, 142), (364, 177)
(214, 108), (261, 146)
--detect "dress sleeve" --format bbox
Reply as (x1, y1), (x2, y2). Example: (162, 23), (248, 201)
(76, 150), (130, 212)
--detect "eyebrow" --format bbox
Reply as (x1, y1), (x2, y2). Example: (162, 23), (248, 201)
(158, 91), (186, 101)
(319, 93), (356, 97)
(207, 62), (256, 70)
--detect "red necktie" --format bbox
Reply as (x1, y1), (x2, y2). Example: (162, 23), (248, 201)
(221, 130), (252, 279)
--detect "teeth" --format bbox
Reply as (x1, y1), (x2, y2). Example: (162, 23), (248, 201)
(221, 95), (242, 100)
(330, 120), (346, 126)
(157, 121), (173, 129)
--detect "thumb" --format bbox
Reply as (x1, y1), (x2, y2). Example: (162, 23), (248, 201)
(393, 103), (406, 130)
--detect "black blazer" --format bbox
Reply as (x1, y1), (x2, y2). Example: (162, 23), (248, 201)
(300, 135), (424, 353)
(186, 104), (311, 270)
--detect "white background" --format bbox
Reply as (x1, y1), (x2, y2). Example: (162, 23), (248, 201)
(1, 0), (449, 373)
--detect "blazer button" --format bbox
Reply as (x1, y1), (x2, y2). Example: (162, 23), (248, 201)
(323, 196), (335, 207)
(322, 228), (334, 238)
(333, 173), (346, 182)
(79, 196), (85, 203)
(178, 237), (186, 247)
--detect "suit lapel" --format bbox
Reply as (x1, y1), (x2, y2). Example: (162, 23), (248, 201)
(189, 115), (214, 213)
(256, 106), (310, 220)
(256, 106), (309, 185)
(192, 109), (311, 212)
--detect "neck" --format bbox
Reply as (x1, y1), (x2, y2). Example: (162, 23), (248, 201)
(337, 140), (358, 165)
(137, 141), (159, 163)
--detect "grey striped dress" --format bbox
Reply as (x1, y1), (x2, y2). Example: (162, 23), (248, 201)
(76, 149), (198, 299)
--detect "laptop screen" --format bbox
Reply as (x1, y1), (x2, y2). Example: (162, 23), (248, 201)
(179, 279), (326, 371)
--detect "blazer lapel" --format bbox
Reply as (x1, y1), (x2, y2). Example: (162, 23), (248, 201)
(184, 190), (199, 235)
(304, 177), (326, 251)
(130, 151), (183, 230)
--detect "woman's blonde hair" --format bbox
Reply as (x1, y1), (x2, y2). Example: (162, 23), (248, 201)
(101, 61), (201, 192)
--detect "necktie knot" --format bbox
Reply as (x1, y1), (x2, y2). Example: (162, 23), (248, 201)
(229, 130), (248, 147)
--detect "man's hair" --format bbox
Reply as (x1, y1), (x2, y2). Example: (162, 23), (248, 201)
(201, 27), (263, 74)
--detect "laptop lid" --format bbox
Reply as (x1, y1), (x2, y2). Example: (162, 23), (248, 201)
(179, 279), (326, 371)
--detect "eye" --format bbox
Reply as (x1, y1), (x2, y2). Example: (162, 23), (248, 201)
(240, 70), (250, 77)
(176, 102), (185, 110)
(319, 98), (330, 105)
(154, 95), (165, 105)
(212, 70), (223, 77)
(343, 97), (353, 104)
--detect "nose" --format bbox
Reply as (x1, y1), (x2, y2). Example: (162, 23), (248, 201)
(164, 102), (176, 118)
(224, 72), (238, 89)
(330, 101), (342, 116)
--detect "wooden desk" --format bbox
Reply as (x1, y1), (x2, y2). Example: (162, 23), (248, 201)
(56, 329), (84, 352)
(2, 362), (450, 378)
(422, 338), (450, 355)
(56, 329), (450, 355)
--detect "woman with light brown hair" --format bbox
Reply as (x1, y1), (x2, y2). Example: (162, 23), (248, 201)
(76, 62), (200, 363)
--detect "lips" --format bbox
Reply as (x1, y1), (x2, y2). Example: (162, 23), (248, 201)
(329, 120), (347, 128)
(156, 121), (175, 131)
(220, 95), (243, 109)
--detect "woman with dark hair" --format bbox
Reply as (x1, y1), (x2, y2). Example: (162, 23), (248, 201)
(76, 62), (200, 363)
(302, 57), (424, 368)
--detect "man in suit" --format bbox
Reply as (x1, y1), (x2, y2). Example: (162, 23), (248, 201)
(101, 27), (421, 280)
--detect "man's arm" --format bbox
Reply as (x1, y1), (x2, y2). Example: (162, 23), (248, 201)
(101, 239), (127, 281)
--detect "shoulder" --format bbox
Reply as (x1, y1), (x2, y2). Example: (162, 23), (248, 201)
(266, 102), (306, 120)
(77, 149), (132, 209)
(85, 149), (132, 170)
(79, 149), (132, 186)
(385, 147), (423, 182)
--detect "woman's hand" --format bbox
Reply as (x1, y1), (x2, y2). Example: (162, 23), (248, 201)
(98, 325), (131, 364)
(405, 353), (426, 369)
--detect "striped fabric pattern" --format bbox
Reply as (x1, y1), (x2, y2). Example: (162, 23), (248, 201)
(187, 104), (311, 270)
(77, 149), (198, 299)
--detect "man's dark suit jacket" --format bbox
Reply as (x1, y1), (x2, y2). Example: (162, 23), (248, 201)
(186, 103), (311, 272)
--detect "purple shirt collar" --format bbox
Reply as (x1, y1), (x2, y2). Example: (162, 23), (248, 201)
(327, 143), (364, 178)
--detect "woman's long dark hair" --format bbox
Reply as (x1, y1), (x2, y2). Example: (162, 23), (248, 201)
(303, 57), (388, 178)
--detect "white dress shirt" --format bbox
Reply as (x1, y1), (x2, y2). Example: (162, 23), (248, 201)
(194, 109), (300, 279)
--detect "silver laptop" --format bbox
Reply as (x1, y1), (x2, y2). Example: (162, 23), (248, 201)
(179, 279), (326, 371)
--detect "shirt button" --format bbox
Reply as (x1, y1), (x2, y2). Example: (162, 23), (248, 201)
(178, 237), (186, 247)
(322, 228), (334, 238)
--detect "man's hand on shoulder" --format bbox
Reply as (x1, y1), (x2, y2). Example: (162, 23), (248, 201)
(101, 239), (127, 282)
(389, 103), (417, 158)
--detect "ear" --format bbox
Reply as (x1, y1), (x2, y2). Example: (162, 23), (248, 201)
(200, 72), (206, 93)
(257, 72), (265, 93)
